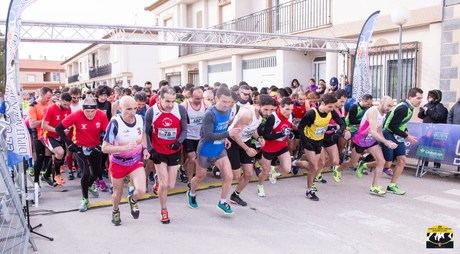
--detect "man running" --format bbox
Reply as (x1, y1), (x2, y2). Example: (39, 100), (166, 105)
(145, 86), (187, 224)
(338, 96), (397, 195)
(186, 86), (241, 215)
(181, 87), (206, 185)
(102, 96), (148, 226)
(381, 88), (423, 195)
(227, 94), (277, 206)
(56, 96), (109, 212)
(257, 97), (294, 197)
(345, 94), (373, 137)
(295, 94), (344, 201)
(41, 92), (72, 186)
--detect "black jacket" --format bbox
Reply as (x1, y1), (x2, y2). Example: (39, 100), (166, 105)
(418, 90), (448, 123)
(448, 100), (460, 125)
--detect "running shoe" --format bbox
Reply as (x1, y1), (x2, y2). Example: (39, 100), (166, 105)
(269, 166), (279, 184)
(314, 174), (327, 184)
(160, 209), (170, 224)
(88, 184), (99, 198)
(311, 184), (318, 192)
(306, 190), (319, 201)
(356, 161), (367, 178)
(112, 210), (121, 226)
(76, 169), (82, 178)
(127, 195), (140, 219)
(369, 185), (386, 196)
(54, 175), (65, 186)
(68, 170), (75, 180)
(178, 166), (188, 183)
(332, 166), (342, 183)
(95, 179), (108, 192)
(212, 166), (221, 178)
(148, 172), (155, 182)
(217, 201), (234, 215)
(186, 191), (198, 209)
(41, 176), (55, 187)
(127, 186), (135, 197)
(386, 183), (406, 195)
(152, 174), (159, 195)
(254, 167), (262, 177)
(383, 168), (394, 177)
(79, 198), (89, 212)
(257, 184), (266, 197)
(27, 167), (34, 177)
(230, 192), (248, 206)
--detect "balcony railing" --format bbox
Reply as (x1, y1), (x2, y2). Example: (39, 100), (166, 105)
(179, 0), (331, 56)
(68, 74), (79, 83)
(89, 63), (112, 79)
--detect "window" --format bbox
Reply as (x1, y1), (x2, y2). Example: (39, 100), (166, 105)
(208, 62), (232, 73)
(27, 75), (36, 82)
(52, 72), (61, 82)
(370, 65), (383, 98)
(242, 56), (277, 69)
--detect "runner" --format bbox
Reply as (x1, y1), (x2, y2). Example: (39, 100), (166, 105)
(295, 93), (343, 201)
(290, 90), (309, 159)
(257, 97), (294, 197)
(227, 94), (277, 206)
(56, 96), (109, 212)
(29, 87), (54, 186)
(145, 86), (187, 224)
(102, 96), (149, 226)
(381, 88), (423, 195)
(236, 82), (252, 106)
(181, 87), (206, 185)
(41, 92), (72, 186)
(186, 86), (241, 215)
(345, 94), (373, 137)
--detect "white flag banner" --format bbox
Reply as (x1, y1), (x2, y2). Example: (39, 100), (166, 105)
(4, 0), (36, 166)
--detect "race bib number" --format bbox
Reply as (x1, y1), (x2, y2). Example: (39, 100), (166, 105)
(213, 139), (224, 145)
(191, 117), (203, 125)
(158, 128), (177, 140)
(394, 134), (405, 143)
(315, 127), (327, 136)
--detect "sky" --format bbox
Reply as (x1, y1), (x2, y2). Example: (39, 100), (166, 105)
(0, 0), (155, 60)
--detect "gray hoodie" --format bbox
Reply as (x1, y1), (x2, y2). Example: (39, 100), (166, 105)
(447, 99), (460, 125)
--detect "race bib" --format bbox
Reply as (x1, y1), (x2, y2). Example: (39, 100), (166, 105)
(394, 134), (405, 143)
(213, 139), (224, 145)
(315, 127), (327, 136)
(158, 128), (177, 140)
(190, 117), (203, 125)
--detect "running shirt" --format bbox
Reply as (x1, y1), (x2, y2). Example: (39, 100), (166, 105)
(42, 103), (71, 139)
(186, 101), (206, 140)
(325, 108), (344, 135)
(303, 108), (332, 141)
(292, 102), (307, 128)
(345, 103), (368, 134)
(261, 109), (292, 153)
(353, 106), (385, 147)
(197, 106), (231, 158)
(28, 100), (53, 139)
(229, 106), (261, 142)
(137, 104), (148, 119)
(104, 114), (143, 166)
(61, 109), (109, 147)
(383, 100), (414, 142)
(150, 103), (182, 155)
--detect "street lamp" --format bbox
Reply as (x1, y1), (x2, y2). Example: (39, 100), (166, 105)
(391, 6), (410, 102)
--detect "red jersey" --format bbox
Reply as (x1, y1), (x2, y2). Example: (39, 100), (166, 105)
(262, 109), (292, 153)
(43, 103), (71, 139)
(151, 103), (182, 155)
(148, 95), (158, 107)
(292, 102), (307, 127)
(61, 109), (108, 147)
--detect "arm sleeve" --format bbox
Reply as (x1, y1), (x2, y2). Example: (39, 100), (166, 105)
(417, 105), (426, 119)
(144, 107), (154, 152)
(103, 119), (118, 145)
(55, 123), (72, 146)
(347, 105), (360, 125)
(262, 115), (285, 140)
(200, 111), (229, 141)
(388, 106), (409, 138)
(178, 105), (188, 143)
(332, 110), (346, 132)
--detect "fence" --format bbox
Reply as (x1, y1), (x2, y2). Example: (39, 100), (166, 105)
(0, 124), (32, 254)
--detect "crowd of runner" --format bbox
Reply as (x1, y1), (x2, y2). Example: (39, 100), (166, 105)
(22, 79), (424, 225)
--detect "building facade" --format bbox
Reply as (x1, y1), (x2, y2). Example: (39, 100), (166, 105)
(19, 59), (65, 92)
(145, 0), (460, 104)
(62, 33), (160, 89)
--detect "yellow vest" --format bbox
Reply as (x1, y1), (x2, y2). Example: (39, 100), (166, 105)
(304, 108), (332, 141)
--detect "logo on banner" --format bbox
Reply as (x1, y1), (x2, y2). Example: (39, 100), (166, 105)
(426, 225), (454, 248)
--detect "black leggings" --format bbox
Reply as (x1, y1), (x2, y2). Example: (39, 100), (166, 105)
(33, 139), (51, 183)
(74, 148), (102, 199)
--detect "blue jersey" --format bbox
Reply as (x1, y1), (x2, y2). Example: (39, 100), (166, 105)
(197, 107), (230, 158)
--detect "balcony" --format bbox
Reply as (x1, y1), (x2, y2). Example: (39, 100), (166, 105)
(89, 64), (112, 79)
(68, 74), (79, 83)
(179, 0), (331, 56)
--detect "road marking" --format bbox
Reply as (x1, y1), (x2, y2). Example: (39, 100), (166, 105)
(337, 210), (397, 231)
(444, 189), (460, 197)
(414, 195), (460, 210)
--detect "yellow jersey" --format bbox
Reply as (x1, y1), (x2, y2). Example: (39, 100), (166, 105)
(304, 108), (332, 141)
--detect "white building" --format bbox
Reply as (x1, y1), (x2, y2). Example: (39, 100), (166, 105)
(62, 33), (160, 89)
(144, 0), (460, 104)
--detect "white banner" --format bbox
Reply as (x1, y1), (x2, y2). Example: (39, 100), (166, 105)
(4, 0), (36, 166)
